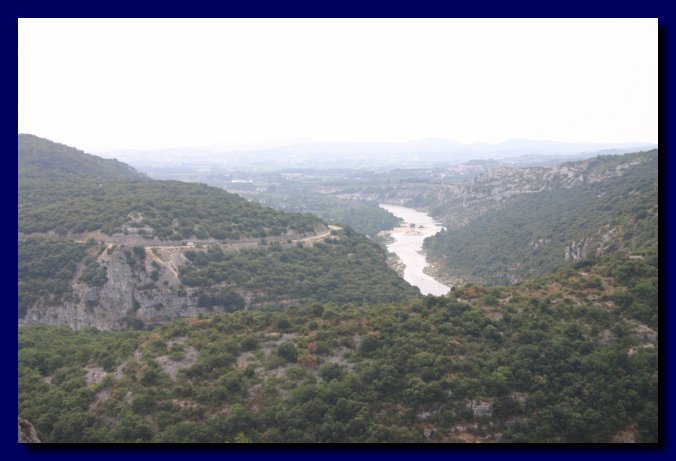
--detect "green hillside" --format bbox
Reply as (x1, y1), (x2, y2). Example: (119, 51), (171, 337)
(425, 151), (658, 285)
(19, 134), (145, 182)
(19, 253), (657, 443)
(18, 238), (94, 318)
(18, 136), (416, 323)
(19, 135), (321, 239)
(180, 228), (417, 306)
(246, 191), (402, 238)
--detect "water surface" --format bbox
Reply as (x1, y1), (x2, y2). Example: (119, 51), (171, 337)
(380, 204), (451, 296)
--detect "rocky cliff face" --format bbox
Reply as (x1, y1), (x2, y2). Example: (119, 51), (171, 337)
(21, 245), (230, 331)
(428, 153), (652, 229)
(20, 224), (339, 331)
(19, 419), (41, 443)
(563, 223), (638, 263)
(457, 155), (646, 206)
(564, 237), (594, 262)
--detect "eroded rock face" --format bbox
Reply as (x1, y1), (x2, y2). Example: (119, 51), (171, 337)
(21, 245), (220, 331)
(18, 419), (41, 443)
(20, 226), (338, 331)
(468, 400), (494, 418)
(564, 237), (594, 262)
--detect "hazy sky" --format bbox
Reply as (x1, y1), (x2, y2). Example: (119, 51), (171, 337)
(18, 18), (657, 151)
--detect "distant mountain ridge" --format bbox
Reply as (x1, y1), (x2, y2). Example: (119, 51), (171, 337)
(97, 138), (657, 170)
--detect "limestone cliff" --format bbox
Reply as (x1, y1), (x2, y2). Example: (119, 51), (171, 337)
(21, 245), (233, 331)
(18, 419), (41, 443)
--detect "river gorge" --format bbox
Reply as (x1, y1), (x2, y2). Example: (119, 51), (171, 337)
(379, 204), (451, 296)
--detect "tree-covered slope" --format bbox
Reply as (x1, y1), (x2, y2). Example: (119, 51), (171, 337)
(425, 150), (658, 285)
(19, 252), (657, 443)
(19, 134), (145, 182)
(18, 238), (94, 318)
(18, 135), (322, 240)
(18, 136), (417, 328)
(245, 191), (402, 239)
(180, 228), (417, 306)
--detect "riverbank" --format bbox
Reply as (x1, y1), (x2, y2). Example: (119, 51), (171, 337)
(379, 204), (451, 296)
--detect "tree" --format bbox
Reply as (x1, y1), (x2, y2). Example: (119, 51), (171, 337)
(277, 343), (298, 362)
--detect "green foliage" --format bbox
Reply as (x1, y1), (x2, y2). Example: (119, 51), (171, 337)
(248, 191), (402, 237)
(18, 134), (144, 183)
(277, 343), (298, 363)
(605, 253), (658, 328)
(19, 254), (657, 442)
(180, 230), (418, 305)
(18, 238), (90, 317)
(17, 139), (658, 443)
(426, 151), (658, 285)
(78, 256), (108, 287)
(320, 362), (344, 382)
(17, 136), (415, 319)
(197, 289), (245, 312)
(19, 135), (322, 239)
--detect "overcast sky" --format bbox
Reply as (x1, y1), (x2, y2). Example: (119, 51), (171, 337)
(18, 18), (657, 151)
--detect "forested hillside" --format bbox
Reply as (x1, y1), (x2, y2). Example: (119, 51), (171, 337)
(18, 136), (416, 329)
(19, 134), (145, 182)
(19, 253), (657, 443)
(16, 136), (659, 444)
(425, 151), (658, 285)
(179, 227), (416, 306)
(19, 135), (321, 240)
(246, 192), (402, 239)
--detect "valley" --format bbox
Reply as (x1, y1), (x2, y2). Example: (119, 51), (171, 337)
(17, 135), (659, 443)
(378, 204), (450, 296)
(18, 17), (658, 445)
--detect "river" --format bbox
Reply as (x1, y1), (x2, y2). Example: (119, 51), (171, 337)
(379, 204), (451, 296)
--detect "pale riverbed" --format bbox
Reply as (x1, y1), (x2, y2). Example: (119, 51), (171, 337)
(379, 204), (451, 296)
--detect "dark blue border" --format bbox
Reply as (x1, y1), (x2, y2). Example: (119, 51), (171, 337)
(6, 1), (673, 460)
(11, 1), (667, 18)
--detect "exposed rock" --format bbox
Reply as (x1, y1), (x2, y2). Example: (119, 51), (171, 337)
(236, 351), (255, 369)
(596, 329), (616, 346)
(612, 427), (637, 443)
(18, 419), (41, 443)
(629, 324), (658, 344)
(155, 339), (199, 381)
(450, 422), (479, 433)
(468, 400), (494, 418)
(628, 343), (655, 357)
(325, 346), (357, 373)
(423, 426), (435, 438)
(88, 388), (113, 411)
(530, 237), (551, 250)
(564, 237), (594, 262)
(417, 404), (445, 420)
(21, 227), (337, 331)
(22, 245), (228, 330)
(85, 366), (108, 385)
(333, 151), (651, 234)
